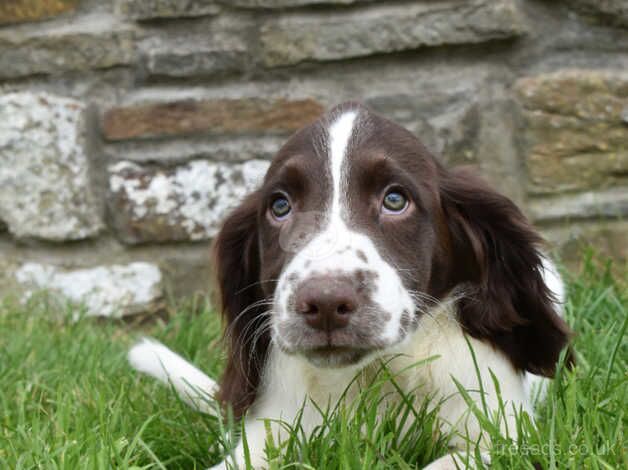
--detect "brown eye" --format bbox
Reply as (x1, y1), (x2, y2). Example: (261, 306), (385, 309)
(382, 190), (408, 214)
(271, 196), (291, 220)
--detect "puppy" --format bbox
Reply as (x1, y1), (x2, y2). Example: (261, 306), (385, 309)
(130, 102), (571, 469)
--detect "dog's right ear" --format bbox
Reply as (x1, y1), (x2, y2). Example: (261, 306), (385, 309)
(211, 190), (269, 418)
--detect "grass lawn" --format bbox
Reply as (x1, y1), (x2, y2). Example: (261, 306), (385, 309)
(0, 255), (626, 469)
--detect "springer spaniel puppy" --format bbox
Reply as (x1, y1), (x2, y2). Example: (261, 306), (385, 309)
(130, 102), (571, 469)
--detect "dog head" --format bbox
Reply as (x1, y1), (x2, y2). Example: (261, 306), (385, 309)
(212, 102), (570, 416)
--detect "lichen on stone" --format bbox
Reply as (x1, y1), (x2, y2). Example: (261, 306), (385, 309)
(0, 92), (103, 240)
(108, 159), (269, 242)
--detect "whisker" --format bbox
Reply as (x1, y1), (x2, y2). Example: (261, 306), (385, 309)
(222, 298), (274, 340)
(234, 278), (282, 296)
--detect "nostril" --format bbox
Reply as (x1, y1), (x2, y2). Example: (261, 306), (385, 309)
(337, 303), (354, 315)
(298, 302), (319, 315)
(305, 303), (319, 315)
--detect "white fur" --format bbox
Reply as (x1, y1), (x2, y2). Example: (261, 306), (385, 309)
(215, 300), (533, 469)
(542, 256), (565, 306)
(329, 110), (356, 219)
(274, 110), (415, 349)
(130, 257), (565, 469)
(128, 338), (219, 415)
(219, 256), (568, 469)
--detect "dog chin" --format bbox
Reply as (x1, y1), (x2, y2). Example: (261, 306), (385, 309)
(276, 338), (374, 368)
(302, 346), (370, 368)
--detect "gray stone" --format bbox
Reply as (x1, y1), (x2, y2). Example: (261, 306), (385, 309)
(528, 188), (628, 223)
(366, 94), (447, 155)
(104, 136), (283, 165)
(108, 159), (269, 243)
(260, 0), (527, 66)
(567, 0), (628, 27)
(364, 77), (527, 206)
(0, 237), (213, 301)
(119, 0), (220, 20)
(541, 220), (628, 267)
(367, 93), (480, 164)
(227, 0), (371, 8)
(0, 92), (103, 241)
(139, 26), (250, 78)
(14, 262), (163, 317)
(0, 14), (135, 79)
(472, 97), (523, 205)
(144, 46), (248, 78)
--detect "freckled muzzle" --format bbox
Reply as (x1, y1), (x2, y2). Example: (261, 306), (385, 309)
(274, 270), (397, 367)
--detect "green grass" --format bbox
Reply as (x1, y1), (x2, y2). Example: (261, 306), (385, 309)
(0, 255), (626, 469)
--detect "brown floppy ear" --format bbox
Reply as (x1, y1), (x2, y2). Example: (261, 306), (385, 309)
(211, 190), (269, 418)
(439, 166), (571, 377)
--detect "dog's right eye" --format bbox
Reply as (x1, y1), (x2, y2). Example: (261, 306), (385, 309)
(270, 196), (291, 220)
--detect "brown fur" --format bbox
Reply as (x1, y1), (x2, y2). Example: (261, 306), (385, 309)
(211, 191), (269, 418)
(211, 102), (571, 418)
(439, 166), (572, 376)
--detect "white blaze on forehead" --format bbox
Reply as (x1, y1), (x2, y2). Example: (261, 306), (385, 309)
(328, 111), (357, 218)
(274, 108), (415, 346)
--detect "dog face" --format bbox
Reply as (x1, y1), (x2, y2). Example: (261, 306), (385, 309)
(256, 106), (445, 367)
(213, 102), (570, 416)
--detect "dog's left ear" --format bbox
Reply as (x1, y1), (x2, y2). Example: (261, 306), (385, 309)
(438, 166), (571, 377)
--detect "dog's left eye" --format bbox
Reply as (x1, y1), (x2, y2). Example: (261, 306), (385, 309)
(382, 190), (408, 214)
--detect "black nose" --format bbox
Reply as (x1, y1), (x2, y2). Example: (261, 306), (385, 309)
(295, 277), (359, 331)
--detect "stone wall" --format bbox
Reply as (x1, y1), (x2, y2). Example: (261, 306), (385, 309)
(0, 0), (626, 316)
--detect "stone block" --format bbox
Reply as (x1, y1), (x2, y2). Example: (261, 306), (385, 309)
(542, 220), (628, 268)
(0, 15), (135, 79)
(228, 0), (370, 8)
(366, 85), (523, 203)
(0, 92), (103, 241)
(567, 0), (628, 27)
(260, 0), (527, 66)
(144, 46), (248, 78)
(515, 70), (628, 195)
(528, 188), (628, 223)
(367, 93), (480, 162)
(119, 0), (220, 20)
(102, 97), (324, 141)
(14, 262), (163, 317)
(139, 24), (251, 79)
(108, 159), (269, 243)
(0, 0), (78, 26)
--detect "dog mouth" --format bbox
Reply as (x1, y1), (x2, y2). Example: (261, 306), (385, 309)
(273, 307), (407, 368)
(275, 332), (375, 365)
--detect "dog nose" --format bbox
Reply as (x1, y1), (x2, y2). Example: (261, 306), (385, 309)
(295, 277), (358, 331)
